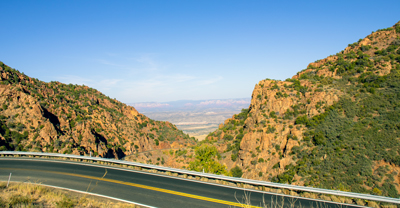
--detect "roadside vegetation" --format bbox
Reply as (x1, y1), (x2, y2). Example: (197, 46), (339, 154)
(189, 144), (229, 175)
(0, 182), (138, 208)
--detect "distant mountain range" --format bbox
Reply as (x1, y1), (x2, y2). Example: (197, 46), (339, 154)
(128, 98), (251, 112)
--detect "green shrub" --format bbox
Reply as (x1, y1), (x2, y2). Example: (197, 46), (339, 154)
(272, 162), (280, 169)
(175, 149), (187, 157)
(269, 111), (277, 118)
(295, 115), (309, 125)
(266, 125), (276, 133)
(359, 45), (372, 52)
(231, 153), (238, 161)
(223, 134), (234, 141)
(230, 166), (243, 177)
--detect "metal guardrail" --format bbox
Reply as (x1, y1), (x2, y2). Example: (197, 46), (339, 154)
(1, 151), (399, 204)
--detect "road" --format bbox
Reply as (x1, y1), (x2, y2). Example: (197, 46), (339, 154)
(0, 158), (362, 208)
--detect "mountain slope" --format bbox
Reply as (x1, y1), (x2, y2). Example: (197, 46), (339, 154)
(202, 21), (400, 198)
(0, 63), (195, 159)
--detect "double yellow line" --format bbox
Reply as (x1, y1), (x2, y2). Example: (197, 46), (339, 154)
(4, 168), (260, 207)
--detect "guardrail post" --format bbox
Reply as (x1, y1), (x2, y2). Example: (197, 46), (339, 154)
(7, 173), (12, 187)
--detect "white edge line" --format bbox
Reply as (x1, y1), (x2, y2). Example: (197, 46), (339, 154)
(1, 158), (368, 208)
(2, 151), (399, 204)
(1, 180), (157, 208)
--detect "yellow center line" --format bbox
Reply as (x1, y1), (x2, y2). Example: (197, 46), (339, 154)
(1, 168), (260, 207)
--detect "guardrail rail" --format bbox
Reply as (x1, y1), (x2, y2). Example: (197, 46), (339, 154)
(1, 151), (399, 206)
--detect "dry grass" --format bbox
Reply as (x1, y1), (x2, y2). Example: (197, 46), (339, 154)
(0, 182), (139, 207)
(233, 190), (302, 208)
(232, 189), (399, 208)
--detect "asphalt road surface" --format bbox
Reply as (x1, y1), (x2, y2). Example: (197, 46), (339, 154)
(0, 158), (363, 208)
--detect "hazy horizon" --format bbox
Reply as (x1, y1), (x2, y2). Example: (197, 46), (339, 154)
(129, 97), (251, 112)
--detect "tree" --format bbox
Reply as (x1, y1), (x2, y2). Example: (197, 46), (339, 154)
(189, 144), (228, 175)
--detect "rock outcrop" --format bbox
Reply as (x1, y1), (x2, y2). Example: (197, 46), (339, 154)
(0, 64), (195, 161)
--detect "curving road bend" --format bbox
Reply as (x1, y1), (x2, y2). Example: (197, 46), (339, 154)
(0, 158), (361, 208)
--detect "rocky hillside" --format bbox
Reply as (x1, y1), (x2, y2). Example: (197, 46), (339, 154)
(189, 21), (400, 198)
(0, 63), (195, 159)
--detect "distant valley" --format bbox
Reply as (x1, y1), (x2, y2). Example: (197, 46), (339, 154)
(129, 98), (251, 140)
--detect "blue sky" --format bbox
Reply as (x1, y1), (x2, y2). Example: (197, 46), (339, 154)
(1, 1), (399, 103)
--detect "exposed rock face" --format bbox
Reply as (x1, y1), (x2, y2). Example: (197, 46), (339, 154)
(0, 64), (195, 160)
(207, 78), (341, 181)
